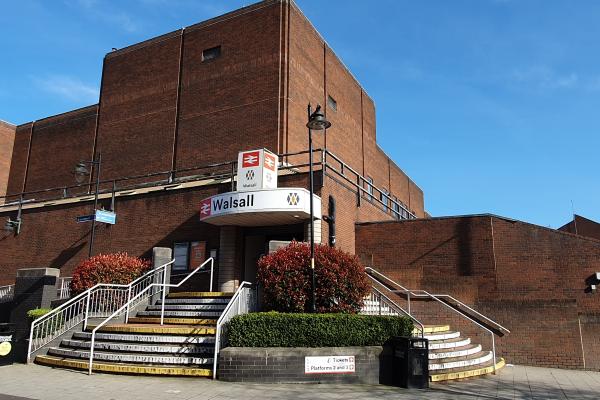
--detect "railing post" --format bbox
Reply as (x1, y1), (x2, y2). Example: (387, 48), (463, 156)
(209, 259), (214, 292)
(84, 290), (91, 330)
(125, 285), (132, 324)
(27, 323), (35, 363)
(492, 333), (497, 374)
(160, 268), (167, 325)
(88, 331), (95, 375)
(407, 291), (411, 315)
(230, 162), (235, 191)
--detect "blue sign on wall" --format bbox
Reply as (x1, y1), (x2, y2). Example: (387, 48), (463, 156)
(76, 214), (95, 223)
(95, 210), (117, 225)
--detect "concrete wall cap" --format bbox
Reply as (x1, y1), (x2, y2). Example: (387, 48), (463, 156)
(16, 268), (61, 278)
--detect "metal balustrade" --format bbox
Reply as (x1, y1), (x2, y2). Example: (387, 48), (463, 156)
(27, 260), (173, 362)
(57, 277), (72, 300)
(362, 286), (425, 337)
(212, 282), (257, 379)
(87, 258), (214, 375)
(0, 284), (14, 303)
(365, 267), (510, 373)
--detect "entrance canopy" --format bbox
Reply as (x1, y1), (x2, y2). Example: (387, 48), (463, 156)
(199, 188), (321, 226)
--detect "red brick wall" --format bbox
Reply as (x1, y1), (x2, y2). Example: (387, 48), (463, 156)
(24, 106), (97, 198)
(99, 32), (180, 184)
(559, 215), (600, 241)
(355, 216), (600, 369)
(5, 124), (32, 200)
(175, 1), (283, 169)
(0, 121), (16, 202)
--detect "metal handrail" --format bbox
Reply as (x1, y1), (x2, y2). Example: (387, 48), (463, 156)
(364, 285), (425, 337)
(365, 267), (509, 373)
(26, 259), (173, 362)
(88, 258), (214, 375)
(365, 267), (510, 334)
(212, 281), (256, 380)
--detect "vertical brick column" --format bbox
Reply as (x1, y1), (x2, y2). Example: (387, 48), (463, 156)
(9, 268), (59, 362)
(304, 219), (322, 244)
(152, 247), (172, 304)
(218, 226), (241, 292)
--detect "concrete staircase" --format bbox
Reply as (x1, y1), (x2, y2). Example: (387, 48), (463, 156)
(425, 325), (505, 382)
(34, 291), (233, 377)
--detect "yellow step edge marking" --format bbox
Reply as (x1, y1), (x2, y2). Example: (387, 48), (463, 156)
(86, 324), (216, 335)
(35, 355), (212, 377)
(419, 325), (450, 334)
(430, 357), (506, 382)
(127, 317), (217, 325)
(169, 291), (234, 297)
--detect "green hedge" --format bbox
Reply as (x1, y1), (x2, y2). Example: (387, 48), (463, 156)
(227, 312), (413, 347)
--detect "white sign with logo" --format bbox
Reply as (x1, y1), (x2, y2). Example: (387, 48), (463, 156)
(199, 188), (321, 222)
(305, 356), (356, 374)
(237, 149), (278, 192)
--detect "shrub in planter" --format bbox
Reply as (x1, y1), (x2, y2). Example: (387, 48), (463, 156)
(70, 252), (151, 295)
(27, 308), (63, 338)
(227, 312), (414, 347)
(257, 241), (370, 313)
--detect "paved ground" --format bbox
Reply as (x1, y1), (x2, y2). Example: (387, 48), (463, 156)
(0, 363), (599, 399)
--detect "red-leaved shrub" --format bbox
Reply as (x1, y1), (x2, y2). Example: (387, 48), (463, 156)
(70, 253), (151, 295)
(257, 241), (370, 313)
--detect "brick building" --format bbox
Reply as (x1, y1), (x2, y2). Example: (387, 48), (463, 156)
(559, 215), (600, 241)
(1, 0), (598, 373)
(0, 0), (423, 289)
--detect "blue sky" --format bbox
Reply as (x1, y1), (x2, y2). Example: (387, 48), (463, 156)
(1, 0), (598, 228)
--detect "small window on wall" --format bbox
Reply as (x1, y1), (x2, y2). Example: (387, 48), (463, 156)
(381, 189), (389, 212)
(173, 243), (189, 271)
(327, 95), (337, 111)
(366, 177), (374, 201)
(393, 196), (400, 219)
(202, 45), (221, 62)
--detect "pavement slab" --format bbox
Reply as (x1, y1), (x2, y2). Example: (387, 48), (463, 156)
(0, 363), (598, 399)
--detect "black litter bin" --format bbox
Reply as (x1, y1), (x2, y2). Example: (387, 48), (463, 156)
(0, 323), (15, 366)
(392, 336), (429, 389)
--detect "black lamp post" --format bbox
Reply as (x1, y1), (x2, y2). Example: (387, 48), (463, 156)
(306, 104), (331, 313)
(75, 153), (102, 258)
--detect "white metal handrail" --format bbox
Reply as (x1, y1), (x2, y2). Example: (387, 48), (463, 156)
(87, 258), (214, 374)
(212, 281), (256, 380)
(365, 267), (510, 373)
(0, 284), (14, 303)
(57, 277), (72, 300)
(362, 286), (425, 337)
(27, 259), (172, 362)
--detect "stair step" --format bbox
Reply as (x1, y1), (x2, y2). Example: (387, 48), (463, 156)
(430, 357), (505, 382)
(86, 323), (216, 335)
(428, 337), (471, 350)
(146, 304), (226, 311)
(423, 325), (450, 334)
(137, 311), (222, 318)
(47, 347), (214, 365)
(429, 351), (493, 371)
(73, 331), (215, 344)
(61, 339), (214, 354)
(127, 317), (217, 325)
(168, 292), (233, 298)
(429, 344), (482, 360)
(35, 355), (213, 377)
(158, 298), (229, 305)
(424, 330), (461, 341)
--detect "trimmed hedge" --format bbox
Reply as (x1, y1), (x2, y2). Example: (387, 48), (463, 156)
(227, 312), (413, 347)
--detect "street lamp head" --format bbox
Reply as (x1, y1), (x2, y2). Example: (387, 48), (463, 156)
(306, 104), (331, 131)
(74, 162), (90, 183)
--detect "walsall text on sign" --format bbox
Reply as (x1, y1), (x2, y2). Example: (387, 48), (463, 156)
(304, 356), (356, 374)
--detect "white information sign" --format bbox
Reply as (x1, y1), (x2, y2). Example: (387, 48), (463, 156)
(237, 149), (278, 192)
(305, 356), (356, 375)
